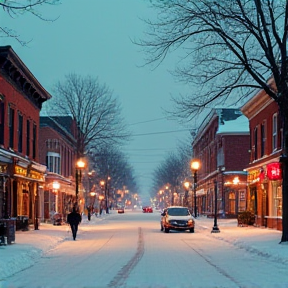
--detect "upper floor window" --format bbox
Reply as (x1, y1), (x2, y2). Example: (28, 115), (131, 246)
(26, 119), (30, 156)
(18, 112), (23, 153)
(46, 152), (61, 174)
(254, 126), (258, 160)
(272, 113), (277, 151)
(9, 105), (15, 149)
(32, 123), (37, 159)
(260, 121), (266, 157)
(0, 96), (4, 146)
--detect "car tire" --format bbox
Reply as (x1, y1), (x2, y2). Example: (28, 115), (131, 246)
(190, 227), (195, 233)
(164, 227), (169, 233)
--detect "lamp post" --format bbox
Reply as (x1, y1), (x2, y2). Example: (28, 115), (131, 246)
(75, 159), (85, 206)
(233, 176), (240, 216)
(211, 179), (220, 233)
(183, 181), (190, 208)
(191, 160), (200, 218)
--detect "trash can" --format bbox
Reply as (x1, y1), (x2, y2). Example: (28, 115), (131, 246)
(16, 216), (29, 231)
(0, 219), (15, 244)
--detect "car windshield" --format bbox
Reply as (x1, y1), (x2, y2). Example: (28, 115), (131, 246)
(167, 208), (190, 216)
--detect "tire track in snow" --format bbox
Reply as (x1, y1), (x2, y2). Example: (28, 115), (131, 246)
(183, 239), (242, 288)
(109, 227), (144, 288)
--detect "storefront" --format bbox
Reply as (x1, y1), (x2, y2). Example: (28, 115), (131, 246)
(43, 172), (75, 223)
(247, 162), (282, 230)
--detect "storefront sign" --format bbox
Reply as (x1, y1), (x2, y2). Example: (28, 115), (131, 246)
(0, 164), (7, 173)
(248, 169), (261, 183)
(15, 165), (27, 177)
(267, 162), (282, 180)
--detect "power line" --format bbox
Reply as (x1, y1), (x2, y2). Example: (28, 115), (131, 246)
(128, 117), (168, 126)
(131, 128), (190, 137)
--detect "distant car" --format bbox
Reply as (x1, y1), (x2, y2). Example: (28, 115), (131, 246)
(142, 206), (153, 213)
(160, 206), (195, 233)
(117, 207), (124, 214)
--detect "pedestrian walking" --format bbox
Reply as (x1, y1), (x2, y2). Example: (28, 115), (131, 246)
(87, 206), (91, 221)
(67, 206), (82, 240)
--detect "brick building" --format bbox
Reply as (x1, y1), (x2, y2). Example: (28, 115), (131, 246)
(39, 116), (79, 222)
(192, 108), (250, 217)
(241, 86), (283, 230)
(0, 46), (50, 229)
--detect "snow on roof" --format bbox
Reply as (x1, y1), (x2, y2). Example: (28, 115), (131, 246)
(217, 114), (249, 134)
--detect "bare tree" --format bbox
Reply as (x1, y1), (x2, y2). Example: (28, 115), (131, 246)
(139, 0), (288, 242)
(1, 0), (60, 45)
(45, 73), (129, 158)
(93, 145), (138, 212)
(152, 142), (192, 205)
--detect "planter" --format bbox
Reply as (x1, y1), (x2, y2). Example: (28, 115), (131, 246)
(237, 211), (255, 226)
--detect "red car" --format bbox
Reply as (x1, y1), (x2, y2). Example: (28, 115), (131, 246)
(142, 206), (153, 213)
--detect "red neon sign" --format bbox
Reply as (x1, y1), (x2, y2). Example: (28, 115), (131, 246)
(267, 162), (282, 180)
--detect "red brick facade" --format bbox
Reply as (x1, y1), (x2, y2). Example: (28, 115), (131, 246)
(39, 117), (78, 222)
(0, 46), (50, 229)
(192, 108), (250, 217)
(241, 87), (283, 230)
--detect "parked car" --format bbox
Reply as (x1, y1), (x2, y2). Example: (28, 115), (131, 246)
(142, 206), (153, 213)
(117, 207), (125, 214)
(160, 206), (195, 233)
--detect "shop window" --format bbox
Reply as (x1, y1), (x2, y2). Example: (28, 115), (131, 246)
(228, 192), (236, 214)
(272, 183), (282, 217)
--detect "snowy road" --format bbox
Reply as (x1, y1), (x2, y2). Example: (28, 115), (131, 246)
(1, 210), (288, 288)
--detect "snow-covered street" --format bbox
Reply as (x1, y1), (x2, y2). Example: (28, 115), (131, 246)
(0, 210), (288, 288)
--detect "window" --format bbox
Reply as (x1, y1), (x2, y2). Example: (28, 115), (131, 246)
(272, 113), (277, 151)
(254, 126), (258, 160)
(46, 152), (61, 174)
(32, 123), (37, 159)
(26, 120), (30, 156)
(18, 112), (23, 153)
(9, 105), (15, 149)
(0, 97), (4, 145)
(272, 183), (282, 217)
(260, 121), (266, 157)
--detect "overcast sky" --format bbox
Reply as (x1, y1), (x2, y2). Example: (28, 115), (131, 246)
(0, 0), (193, 199)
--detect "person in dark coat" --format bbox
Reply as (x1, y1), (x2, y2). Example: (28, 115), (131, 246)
(67, 207), (82, 240)
(87, 206), (91, 221)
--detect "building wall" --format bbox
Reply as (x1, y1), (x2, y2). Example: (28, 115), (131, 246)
(222, 134), (250, 171)
(192, 109), (250, 217)
(241, 89), (283, 230)
(0, 77), (40, 161)
(39, 126), (75, 177)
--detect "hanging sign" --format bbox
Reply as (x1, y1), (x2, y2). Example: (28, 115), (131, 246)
(267, 162), (282, 180)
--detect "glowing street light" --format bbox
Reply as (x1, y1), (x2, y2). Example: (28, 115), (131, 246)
(183, 181), (190, 207)
(191, 159), (200, 218)
(75, 159), (85, 205)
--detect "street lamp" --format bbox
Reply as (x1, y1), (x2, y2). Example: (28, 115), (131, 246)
(183, 181), (190, 207)
(75, 159), (85, 206)
(191, 159), (200, 218)
(211, 179), (220, 233)
(100, 177), (110, 214)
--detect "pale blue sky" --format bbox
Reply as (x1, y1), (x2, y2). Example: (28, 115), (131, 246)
(0, 0), (192, 199)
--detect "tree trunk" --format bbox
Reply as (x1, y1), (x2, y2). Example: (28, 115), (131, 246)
(280, 114), (288, 243)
